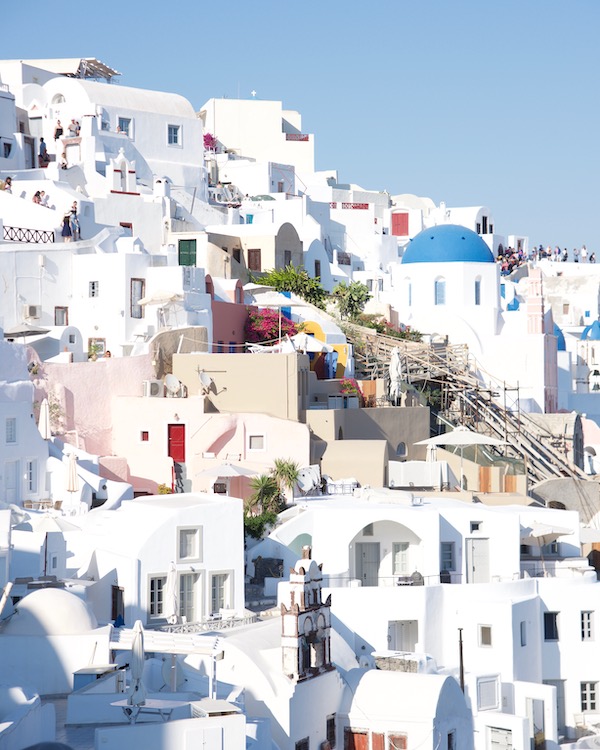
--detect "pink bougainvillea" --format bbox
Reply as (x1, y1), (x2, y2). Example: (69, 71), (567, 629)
(245, 307), (298, 344)
(204, 132), (218, 151)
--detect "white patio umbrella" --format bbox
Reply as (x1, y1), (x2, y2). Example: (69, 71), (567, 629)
(289, 332), (333, 353)
(195, 462), (258, 479)
(65, 452), (79, 494)
(388, 347), (403, 405)
(127, 620), (147, 712)
(415, 426), (506, 490)
(4, 323), (50, 341)
(164, 562), (179, 626)
(249, 292), (309, 341)
(38, 398), (51, 440)
(137, 291), (183, 306)
(521, 521), (573, 576)
(14, 514), (80, 533)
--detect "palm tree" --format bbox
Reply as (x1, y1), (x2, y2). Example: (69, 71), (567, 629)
(272, 458), (300, 506)
(248, 474), (280, 515)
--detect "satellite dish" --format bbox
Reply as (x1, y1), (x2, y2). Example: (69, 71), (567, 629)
(165, 373), (182, 397)
(198, 370), (213, 394)
(297, 466), (319, 495)
(161, 657), (185, 690)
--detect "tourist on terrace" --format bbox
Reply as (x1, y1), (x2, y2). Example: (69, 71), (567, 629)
(69, 202), (80, 240)
(38, 138), (49, 167)
(1, 176), (12, 192)
(54, 120), (63, 140)
(61, 215), (72, 242)
(590, 252), (596, 263)
(32, 191), (41, 204)
(67, 119), (78, 137)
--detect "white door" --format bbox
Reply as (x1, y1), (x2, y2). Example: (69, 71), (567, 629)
(388, 620), (418, 651)
(4, 461), (18, 503)
(466, 538), (490, 583)
(544, 680), (565, 736)
(489, 727), (512, 750)
(356, 543), (380, 587)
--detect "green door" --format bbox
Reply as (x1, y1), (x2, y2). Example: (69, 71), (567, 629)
(178, 239), (197, 266)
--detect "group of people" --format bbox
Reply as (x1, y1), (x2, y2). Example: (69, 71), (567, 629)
(61, 201), (81, 242)
(54, 119), (80, 140)
(497, 247), (527, 275)
(532, 244), (596, 264)
(32, 190), (48, 207)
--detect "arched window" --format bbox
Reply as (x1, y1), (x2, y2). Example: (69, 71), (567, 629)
(475, 277), (481, 306)
(434, 278), (446, 305)
(396, 442), (407, 457)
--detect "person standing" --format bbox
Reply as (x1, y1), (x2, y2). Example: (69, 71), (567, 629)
(69, 201), (80, 240)
(574, 248), (579, 263)
(54, 120), (63, 140)
(61, 214), (72, 242)
(582, 245), (588, 263)
(38, 138), (49, 167)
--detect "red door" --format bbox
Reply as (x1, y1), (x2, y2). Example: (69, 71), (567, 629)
(168, 424), (185, 462)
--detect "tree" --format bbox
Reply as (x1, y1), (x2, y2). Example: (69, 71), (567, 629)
(332, 281), (370, 320)
(248, 474), (281, 515)
(252, 264), (327, 309)
(272, 458), (300, 505)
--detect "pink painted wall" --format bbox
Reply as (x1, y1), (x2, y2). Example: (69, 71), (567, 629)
(38, 354), (154, 455)
(211, 299), (248, 354)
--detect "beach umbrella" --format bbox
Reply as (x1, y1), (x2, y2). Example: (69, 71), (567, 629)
(164, 562), (179, 626)
(38, 398), (52, 440)
(127, 620), (147, 710)
(65, 452), (79, 494)
(415, 426), (506, 490)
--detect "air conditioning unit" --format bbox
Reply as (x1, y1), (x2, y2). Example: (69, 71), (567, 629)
(24, 304), (41, 320)
(143, 379), (164, 398)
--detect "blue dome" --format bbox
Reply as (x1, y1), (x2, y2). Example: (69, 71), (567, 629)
(402, 224), (495, 264)
(554, 323), (566, 351)
(581, 321), (600, 341)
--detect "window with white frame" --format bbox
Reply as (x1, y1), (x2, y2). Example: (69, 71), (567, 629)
(544, 611), (559, 641)
(248, 434), (265, 451)
(178, 527), (202, 562)
(179, 572), (197, 622)
(130, 278), (145, 319)
(149, 576), (166, 617)
(89, 281), (100, 298)
(26, 459), (37, 493)
(168, 125), (181, 145)
(210, 572), (230, 614)
(392, 542), (409, 575)
(477, 676), (500, 710)
(581, 681), (597, 711)
(434, 278), (446, 305)
(441, 541), (455, 571)
(582, 611), (594, 641)
(479, 625), (492, 646)
(118, 117), (132, 137)
(5, 417), (16, 444)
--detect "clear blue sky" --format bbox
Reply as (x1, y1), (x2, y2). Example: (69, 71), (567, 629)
(4, 0), (599, 249)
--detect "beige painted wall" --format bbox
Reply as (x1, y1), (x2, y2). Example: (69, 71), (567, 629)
(307, 405), (430, 461)
(173, 352), (310, 422)
(321, 439), (388, 487)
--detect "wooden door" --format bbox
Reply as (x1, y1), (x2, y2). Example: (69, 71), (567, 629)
(168, 423), (185, 462)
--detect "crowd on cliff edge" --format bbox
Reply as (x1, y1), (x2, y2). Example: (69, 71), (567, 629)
(498, 244), (595, 275)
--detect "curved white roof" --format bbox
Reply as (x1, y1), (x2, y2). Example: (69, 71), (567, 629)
(341, 668), (451, 721)
(1, 588), (98, 636)
(43, 76), (197, 118)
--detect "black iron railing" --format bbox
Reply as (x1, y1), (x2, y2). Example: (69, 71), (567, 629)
(3, 225), (55, 244)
